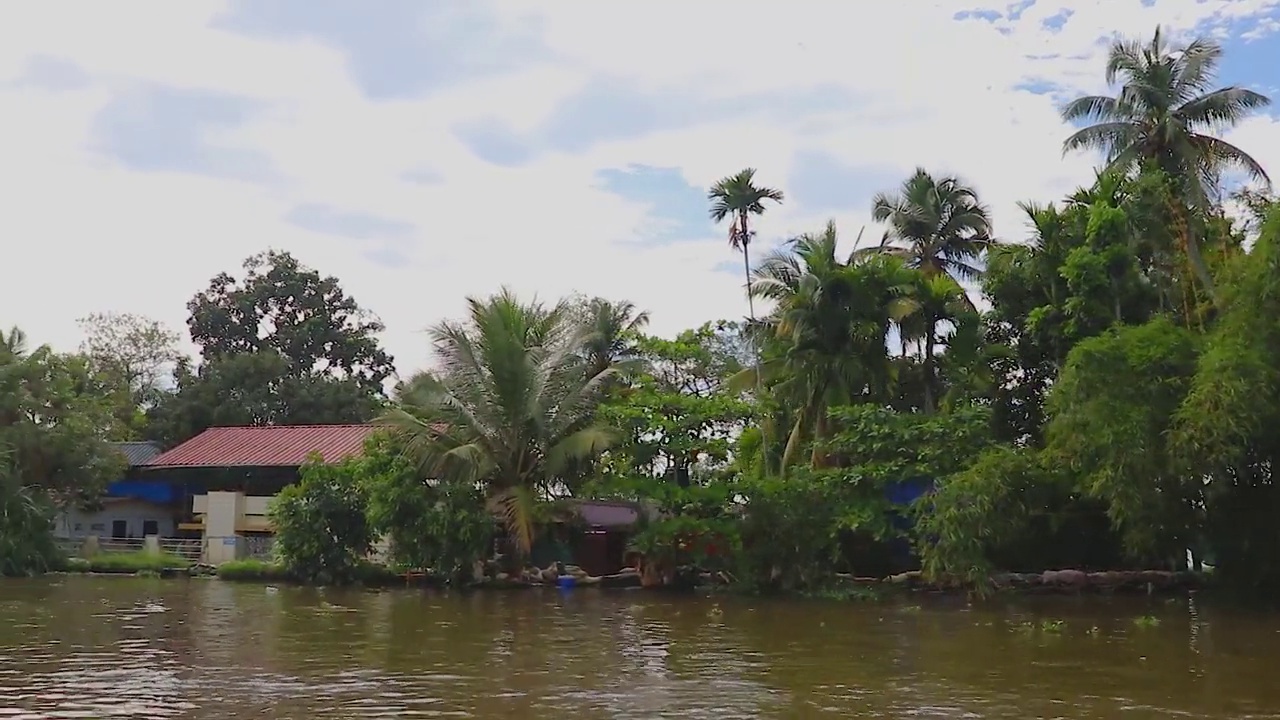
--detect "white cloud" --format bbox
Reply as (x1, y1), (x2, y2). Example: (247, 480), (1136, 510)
(1, 0), (1278, 377)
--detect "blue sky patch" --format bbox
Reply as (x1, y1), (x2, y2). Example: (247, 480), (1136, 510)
(14, 55), (90, 92)
(451, 82), (860, 167)
(213, 0), (548, 100)
(284, 203), (416, 239)
(787, 151), (903, 218)
(90, 85), (274, 181)
(596, 165), (713, 244)
(452, 118), (534, 167)
(401, 167), (445, 185)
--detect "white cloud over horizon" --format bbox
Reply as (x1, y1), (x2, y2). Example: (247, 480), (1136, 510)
(3, 0), (1279, 378)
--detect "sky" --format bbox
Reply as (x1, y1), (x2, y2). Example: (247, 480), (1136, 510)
(4, 0), (1280, 379)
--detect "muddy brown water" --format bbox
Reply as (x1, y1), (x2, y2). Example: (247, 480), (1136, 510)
(0, 576), (1277, 718)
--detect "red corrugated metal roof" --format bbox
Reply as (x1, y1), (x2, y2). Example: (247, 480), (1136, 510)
(143, 425), (382, 468)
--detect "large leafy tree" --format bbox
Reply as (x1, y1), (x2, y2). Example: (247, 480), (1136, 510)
(146, 352), (383, 447)
(707, 168), (785, 321)
(77, 312), (183, 437)
(596, 323), (751, 488)
(385, 290), (619, 556)
(864, 168), (993, 288)
(187, 250), (394, 391)
(151, 251), (393, 445)
(1061, 27), (1271, 302)
(0, 327), (125, 510)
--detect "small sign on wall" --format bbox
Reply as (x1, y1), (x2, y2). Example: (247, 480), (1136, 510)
(222, 537), (237, 546)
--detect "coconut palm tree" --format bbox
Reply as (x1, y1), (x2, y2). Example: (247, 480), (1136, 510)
(863, 168), (994, 291)
(579, 297), (650, 380)
(707, 168), (785, 320)
(1061, 26), (1272, 302)
(383, 289), (619, 557)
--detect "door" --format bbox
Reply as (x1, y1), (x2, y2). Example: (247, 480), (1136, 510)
(111, 520), (128, 539)
(142, 520), (159, 538)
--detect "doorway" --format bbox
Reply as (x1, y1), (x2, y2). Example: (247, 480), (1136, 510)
(142, 520), (159, 537)
(111, 520), (128, 539)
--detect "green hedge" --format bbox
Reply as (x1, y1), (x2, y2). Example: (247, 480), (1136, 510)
(215, 559), (292, 582)
(64, 551), (192, 574)
(216, 558), (402, 586)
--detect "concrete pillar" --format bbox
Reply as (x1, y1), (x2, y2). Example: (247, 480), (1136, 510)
(143, 535), (161, 555)
(202, 491), (245, 565)
(81, 535), (100, 558)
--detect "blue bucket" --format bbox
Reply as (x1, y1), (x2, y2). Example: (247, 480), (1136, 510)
(557, 575), (576, 589)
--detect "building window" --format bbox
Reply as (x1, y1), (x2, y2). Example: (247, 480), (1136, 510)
(73, 523), (83, 531)
(90, 523), (105, 532)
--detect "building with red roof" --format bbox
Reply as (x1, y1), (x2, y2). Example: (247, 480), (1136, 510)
(127, 424), (384, 543)
(144, 424), (378, 469)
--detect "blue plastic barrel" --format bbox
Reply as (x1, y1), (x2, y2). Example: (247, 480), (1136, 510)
(557, 575), (576, 589)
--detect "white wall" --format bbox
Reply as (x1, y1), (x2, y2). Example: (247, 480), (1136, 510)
(54, 499), (176, 539)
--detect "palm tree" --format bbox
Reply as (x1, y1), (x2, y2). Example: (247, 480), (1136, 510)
(579, 297), (650, 380)
(383, 290), (619, 557)
(1061, 26), (1272, 302)
(0, 327), (29, 363)
(707, 168), (785, 320)
(863, 168), (994, 292)
(746, 221), (914, 468)
(892, 274), (972, 413)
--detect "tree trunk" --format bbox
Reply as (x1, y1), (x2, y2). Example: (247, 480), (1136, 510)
(923, 330), (936, 414)
(1168, 193), (1219, 308)
(741, 220), (757, 321)
(736, 212), (769, 473)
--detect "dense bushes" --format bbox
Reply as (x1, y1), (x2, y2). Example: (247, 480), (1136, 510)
(270, 453), (374, 585)
(0, 454), (61, 577)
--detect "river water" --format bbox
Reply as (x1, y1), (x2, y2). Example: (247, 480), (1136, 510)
(0, 577), (1277, 718)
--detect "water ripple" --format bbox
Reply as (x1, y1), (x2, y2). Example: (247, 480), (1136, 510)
(0, 579), (1279, 718)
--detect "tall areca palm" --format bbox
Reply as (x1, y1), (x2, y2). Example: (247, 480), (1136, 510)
(384, 290), (619, 556)
(747, 221), (914, 468)
(892, 274), (972, 413)
(708, 168), (785, 321)
(864, 168), (994, 292)
(1061, 27), (1271, 302)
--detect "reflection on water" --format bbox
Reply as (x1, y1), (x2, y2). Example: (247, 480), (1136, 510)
(0, 577), (1278, 718)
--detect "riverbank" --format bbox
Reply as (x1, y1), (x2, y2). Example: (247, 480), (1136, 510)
(50, 553), (1207, 598)
(209, 559), (1206, 597)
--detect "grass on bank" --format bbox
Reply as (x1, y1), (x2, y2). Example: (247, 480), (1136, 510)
(215, 558), (402, 586)
(63, 551), (192, 574)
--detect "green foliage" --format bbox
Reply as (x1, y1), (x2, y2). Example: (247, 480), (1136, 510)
(0, 454), (61, 577)
(270, 453), (374, 585)
(0, 329), (125, 509)
(623, 481), (740, 582)
(215, 559), (291, 582)
(76, 312), (182, 436)
(149, 250), (392, 446)
(363, 433), (494, 582)
(597, 322), (751, 487)
(76, 551), (191, 573)
(735, 405), (993, 591)
(912, 446), (1120, 585)
(1046, 318), (1200, 560)
(384, 289), (619, 558)
(147, 352), (383, 446)
(187, 250), (394, 389)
